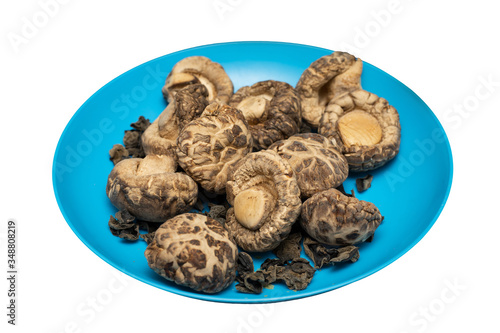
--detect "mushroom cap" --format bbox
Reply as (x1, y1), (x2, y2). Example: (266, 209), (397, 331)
(319, 89), (401, 171)
(176, 103), (253, 194)
(225, 150), (302, 252)
(162, 56), (234, 104)
(269, 133), (349, 198)
(300, 188), (383, 246)
(229, 80), (302, 150)
(295, 51), (357, 127)
(174, 84), (209, 129)
(106, 155), (198, 222)
(144, 213), (238, 293)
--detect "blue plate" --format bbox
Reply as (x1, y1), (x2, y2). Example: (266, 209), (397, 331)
(52, 41), (453, 303)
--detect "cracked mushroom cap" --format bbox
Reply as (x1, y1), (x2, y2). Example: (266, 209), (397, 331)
(269, 133), (349, 198)
(141, 84), (209, 159)
(162, 56), (234, 104)
(144, 213), (238, 293)
(225, 150), (302, 252)
(106, 155), (198, 222)
(319, 89), (401, 171)
(301, 188), (383, 246)
(176, 103), (253, 194)
(228, 80), (302, 150)
(295, 51), (358, 127)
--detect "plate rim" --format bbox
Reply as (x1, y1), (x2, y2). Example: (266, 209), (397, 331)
(52, 40), (454, 303)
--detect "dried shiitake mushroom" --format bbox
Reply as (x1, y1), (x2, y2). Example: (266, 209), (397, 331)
(162, 56), (233, 104)
(176, 103), (253, 194)
(295, 51), (357, 127)
(225, 150), (302, 252)
(269, 133), (349, 198)
(106, 155), (198, 222)
(144, 213), (238, 293)
(141, 84), (209, 159)
(319, 89), (401, 171)
(300, 188), (383, 246)
(228, 80), (302, 150)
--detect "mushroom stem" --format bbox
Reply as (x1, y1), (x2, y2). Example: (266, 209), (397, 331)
(236, 96), (269, 125)
(233, 187), (275, 231)
(338, 110), (383, 147)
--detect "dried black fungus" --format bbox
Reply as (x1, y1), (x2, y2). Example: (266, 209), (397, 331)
(329, 246), (360, 264)
(278, 258), (315, 291)
(109, 144), (129, 165)
(303, 236), (359, 269)
(109, 116), (151, 163)
(303, 236), (337, 269)
(236, 271), (266, 294)
(130, 115), (151, 131)
(139, 231), (156, 245)
(356, 174), (373, 192)
(123, 130), (144, 158)
(236, 252), (254, 275)
(273, 232), (302, 261)
(109, 210), (161, 243)
(204, 203), (227, 225)
(108, 210), (139, 241)
(235, 255), (315, 293)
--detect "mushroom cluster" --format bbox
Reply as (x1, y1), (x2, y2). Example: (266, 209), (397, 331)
(105, 50), (401, 295)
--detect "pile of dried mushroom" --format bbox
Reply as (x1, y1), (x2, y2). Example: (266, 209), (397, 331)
(106, 51), (401, 294)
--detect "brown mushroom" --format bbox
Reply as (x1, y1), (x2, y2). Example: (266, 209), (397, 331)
(141, 84), (209, 160)
(162, 56), (233, 104)
(225, 150), (302, 252)
(228, 80), (302, 150)
(144, 213), (238, 293)
(300, 188), (383, 246)
(268, 133), (349, 198)
(295, 51), (357, 127)
(319, 89), (401, 171)
(176, 103), (253, 194)
(106, 154), (198, 222)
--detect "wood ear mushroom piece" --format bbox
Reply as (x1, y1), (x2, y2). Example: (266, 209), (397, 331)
(145, 213), (238, 293)
(162, 56), (234, 104)
(229, 80), (302, 150)
(295, 51), (358, 127)
(269, 133), (349, 198)
(300, 188), (383, 246)
(225, 150), (302, 252)
(141, 84), (209, 160)
(319, 89), (401, 171)
(106, 155), (198, 222)
(176, 103), (253, 194)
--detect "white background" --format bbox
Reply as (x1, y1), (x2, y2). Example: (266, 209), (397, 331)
(1, 0), (499, 332)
